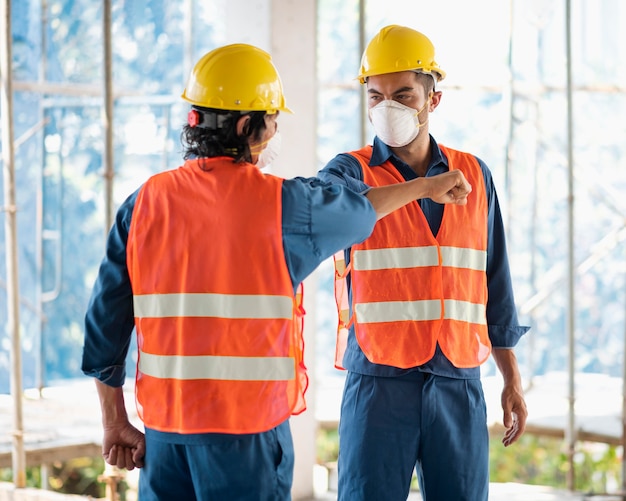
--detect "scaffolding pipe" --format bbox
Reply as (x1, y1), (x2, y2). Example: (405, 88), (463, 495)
(103, 0), (114, 234)
(37, 0), (49, 395)
(503, 0), (514, 234)
(623, 269), (626, 497)
(183, 0), (194, 81)
(564, 0), (576, 491)
(358, 0), (366, 148)
(0, 0), (26, 488)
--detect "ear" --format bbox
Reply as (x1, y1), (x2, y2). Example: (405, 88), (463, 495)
(236, 114), (251, 136)
(429, 91), (442, 112)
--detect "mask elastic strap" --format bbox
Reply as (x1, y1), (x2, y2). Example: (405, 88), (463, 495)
(415, 91), (434, 128)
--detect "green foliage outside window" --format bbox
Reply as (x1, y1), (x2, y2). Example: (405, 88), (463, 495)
(316, 427), (623, 494)
(1, 457), (132, 499)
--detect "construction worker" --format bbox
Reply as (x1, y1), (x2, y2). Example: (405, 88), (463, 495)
(318, 25), (530, 501)
(81, 42), (472, 501)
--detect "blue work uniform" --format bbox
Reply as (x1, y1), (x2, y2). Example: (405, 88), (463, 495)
(82, 173), (377, 501)
(318, 136), (529, 501)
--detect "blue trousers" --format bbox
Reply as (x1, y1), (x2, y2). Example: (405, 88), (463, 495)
(138, 420), (294, 500)
(338, 371), (489, 501)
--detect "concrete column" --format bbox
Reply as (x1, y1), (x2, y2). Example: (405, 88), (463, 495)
(220, 1), (319, 497)
(270, 1), (319, 499)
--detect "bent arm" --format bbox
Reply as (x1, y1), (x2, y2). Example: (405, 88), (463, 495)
(365, 170), (472, 220)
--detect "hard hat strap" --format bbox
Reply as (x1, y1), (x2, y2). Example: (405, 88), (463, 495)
(188, 107), (241, 129)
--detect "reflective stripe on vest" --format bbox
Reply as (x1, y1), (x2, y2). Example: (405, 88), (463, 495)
(133, 293), (294, 319)
(353, 246), (486, 272)
(138, 352), (295, 381)
(354, 299), (486, 325)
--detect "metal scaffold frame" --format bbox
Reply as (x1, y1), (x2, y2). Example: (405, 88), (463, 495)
(1, 0), (26, 489)
(0, 0), (195, 492)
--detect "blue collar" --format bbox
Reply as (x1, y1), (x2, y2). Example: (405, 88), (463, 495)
(369, 135), (449, 176)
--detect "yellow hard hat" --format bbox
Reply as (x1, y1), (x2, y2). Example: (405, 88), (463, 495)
(357, 25), (446, 84)
(181, 43), (292, 114)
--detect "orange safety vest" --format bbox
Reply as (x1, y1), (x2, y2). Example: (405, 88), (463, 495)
(127, 158), (307, 434)
(334, 145), (491, 369)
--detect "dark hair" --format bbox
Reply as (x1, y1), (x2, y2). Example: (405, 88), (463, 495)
(413, 72), (436, 95)
(180, 107), (268, 167)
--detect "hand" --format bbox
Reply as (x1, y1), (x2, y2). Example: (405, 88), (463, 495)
(427, 170), (472, 205)
(102, 420), (146, 470)
(500, 382), (527, 447)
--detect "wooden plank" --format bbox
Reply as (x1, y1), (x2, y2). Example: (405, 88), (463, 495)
(489, 422), (623, 446)
(0, 380), (139, 471)
(0, 442), (102, 469)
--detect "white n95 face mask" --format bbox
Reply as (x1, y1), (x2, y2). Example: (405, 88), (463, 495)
(368, 98), (429, 147)
(255, 131), (282, 169)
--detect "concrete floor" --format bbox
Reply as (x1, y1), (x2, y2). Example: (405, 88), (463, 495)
(306, 483), (624, 500)
(2, 382), (623, 501)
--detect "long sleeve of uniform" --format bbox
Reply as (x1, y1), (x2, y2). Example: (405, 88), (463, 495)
(317, 136), (529, 378)
(82, 175), (377, 388)
(82, 190), (139, 387)
(281, 176), (375, 286)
